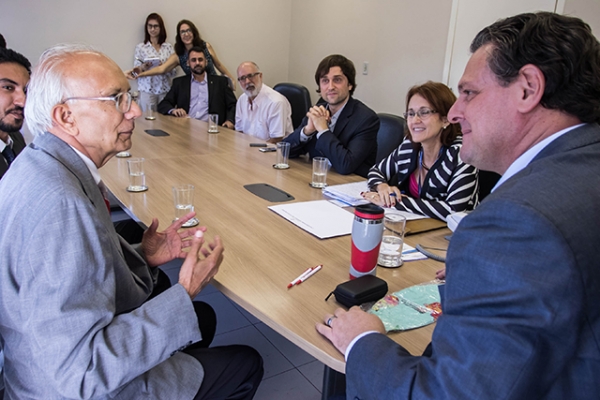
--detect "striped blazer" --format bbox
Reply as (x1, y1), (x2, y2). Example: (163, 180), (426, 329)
(367, 137), (478, 220)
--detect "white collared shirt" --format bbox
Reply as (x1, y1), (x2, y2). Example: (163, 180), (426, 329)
(70, 146), (101, 185)
(0, 135), (14, 153)
(493, 123), (584, 192)
(235, 84), (293, 141)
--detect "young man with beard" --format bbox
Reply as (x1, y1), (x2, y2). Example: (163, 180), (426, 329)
(158, 46), (236, 128)
(283, 54), (379, 177)
(0, 48), (30, 179)
(235, 61), (292, 143)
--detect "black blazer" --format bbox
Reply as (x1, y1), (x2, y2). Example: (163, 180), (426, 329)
(283, 97), (379, 177)
(158, 74), (236, 125)
(0, 131), (26, 179)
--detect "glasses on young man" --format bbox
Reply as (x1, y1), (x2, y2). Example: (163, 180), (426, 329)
(62, 92), (133, 113)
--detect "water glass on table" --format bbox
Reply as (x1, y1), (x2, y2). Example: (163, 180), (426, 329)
(172, 184), (199, 227)
(145, 104), (156, 121)
(377, 212), (407, 268)
(126, 158), (148, 192)
(273, 142), (290, 169)
(208, 114), (219, 133)
(310, 157), (329, 188)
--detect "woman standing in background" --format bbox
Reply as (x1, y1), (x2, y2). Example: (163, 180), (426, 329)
(129, 19), (236, 90)
(133, 13), (175, 111)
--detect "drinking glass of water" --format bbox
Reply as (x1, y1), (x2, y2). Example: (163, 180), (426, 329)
(310, 157), (329, 188)
(126, 158), (148, 192)
(377, 212), (407, 268)
(172, 184), (199, 227)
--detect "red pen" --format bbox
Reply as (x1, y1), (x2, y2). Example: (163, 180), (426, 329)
(287, 267), (312, 289)
(296, 265), (322, 285)
(287, 265), (322, 288)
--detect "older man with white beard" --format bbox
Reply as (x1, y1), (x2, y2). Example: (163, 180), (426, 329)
(235, 61), (292, 143)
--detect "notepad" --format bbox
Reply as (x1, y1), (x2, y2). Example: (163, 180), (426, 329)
(268, 200), (354, 239)
(322, 181), (369, 206)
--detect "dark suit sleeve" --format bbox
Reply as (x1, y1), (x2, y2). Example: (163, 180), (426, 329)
(11, 131), (26, 154)
(224, 84), (236, 124)
(347, 199), (584, 398)
(157, 81), (179, 115)
(314, 110), (379, 175)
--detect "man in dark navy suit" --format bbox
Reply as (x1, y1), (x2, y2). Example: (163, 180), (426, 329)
(318, 13), (600, 399)
(283, 54), (379, 177)
(158, 46), (236, 129)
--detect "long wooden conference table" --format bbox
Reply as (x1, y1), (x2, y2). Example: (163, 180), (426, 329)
(101, 115), (449, 375)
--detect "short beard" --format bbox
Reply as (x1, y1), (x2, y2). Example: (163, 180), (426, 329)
(0, 117), (24, 133)
(192, 66), (205, 76)
(245, 83), (261, 99)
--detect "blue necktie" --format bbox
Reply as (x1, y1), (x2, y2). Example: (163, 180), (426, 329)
(2, 145), (16, 166)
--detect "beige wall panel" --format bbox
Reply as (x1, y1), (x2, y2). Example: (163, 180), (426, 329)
(288, 0), (454, 114)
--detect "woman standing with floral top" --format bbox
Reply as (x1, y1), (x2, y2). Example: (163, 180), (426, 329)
(133, 13), (175, 111)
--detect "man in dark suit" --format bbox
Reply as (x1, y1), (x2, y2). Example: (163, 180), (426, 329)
(283, 55), (379, 177)
(158, 46), (236, 129)
(317, 12), (600, 399)
(0, 48), (30, 179)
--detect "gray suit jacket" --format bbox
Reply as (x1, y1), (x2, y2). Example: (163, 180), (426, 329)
(0, 133), (203, 399)
(0, 131), (26, 180)
(346, 123), (600, 399)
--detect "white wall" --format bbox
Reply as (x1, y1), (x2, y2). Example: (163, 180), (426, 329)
(288, 0), (454, 114)
(0, 0), (292, 95)
(443, 0), (559, 93)
(564, 0), (600, 36)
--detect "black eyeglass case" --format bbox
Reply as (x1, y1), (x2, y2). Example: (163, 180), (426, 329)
(325, 275), (388, 308)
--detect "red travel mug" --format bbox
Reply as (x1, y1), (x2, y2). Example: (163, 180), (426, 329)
(349, 204), (384, 279)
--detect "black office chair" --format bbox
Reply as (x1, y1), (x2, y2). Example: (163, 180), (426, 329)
(376, 113), (406, 163)
(478, 170), (501, 201)
(273, 83), (312, 130)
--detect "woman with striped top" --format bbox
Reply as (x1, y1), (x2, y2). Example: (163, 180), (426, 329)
(364, 81), (478, 221)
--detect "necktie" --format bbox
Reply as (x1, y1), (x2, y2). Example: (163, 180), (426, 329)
(2, 145), (16, 167)
(98, 181), (111, 214)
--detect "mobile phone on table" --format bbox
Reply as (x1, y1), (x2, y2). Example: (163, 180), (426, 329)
(259, 147), (277, 153)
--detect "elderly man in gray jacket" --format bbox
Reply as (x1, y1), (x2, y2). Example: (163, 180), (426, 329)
(0, 44), (263, 399)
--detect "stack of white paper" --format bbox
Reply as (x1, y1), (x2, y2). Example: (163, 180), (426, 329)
(268, 200), (354, 239)
(322, 181), (369, 206)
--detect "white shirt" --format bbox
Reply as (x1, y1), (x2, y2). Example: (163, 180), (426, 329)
(0, 135), (14, 153)
(235, 84), (293, 141)
(70, 146), (101, 185)
(134, 42), (175, 95)
(493, 123), (584, 192)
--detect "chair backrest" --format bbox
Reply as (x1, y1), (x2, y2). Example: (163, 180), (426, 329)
(376, 113), (406, 163)
(478, 170), (501, 201)
(273, 83), (312, 129)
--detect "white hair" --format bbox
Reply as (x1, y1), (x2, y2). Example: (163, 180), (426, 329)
(25, 43), (104, 136)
